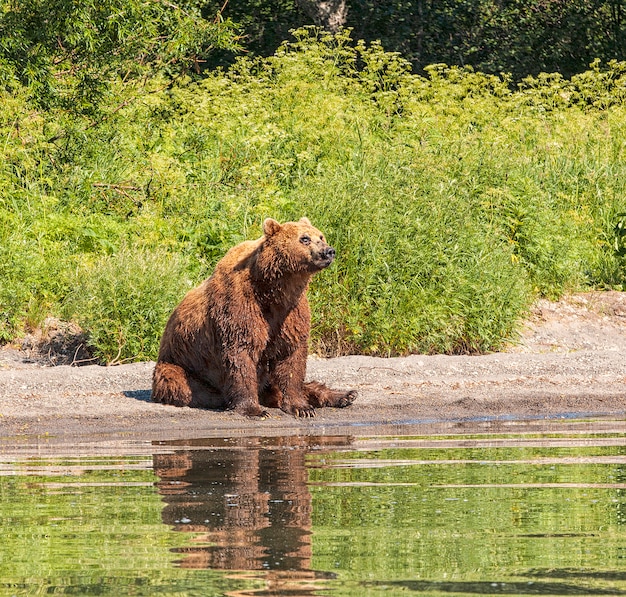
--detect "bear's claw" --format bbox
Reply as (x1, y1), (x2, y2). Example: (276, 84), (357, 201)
(245, 408), (270, 419)
(295, 406), (316, 418)
(284, 404), (316, 418)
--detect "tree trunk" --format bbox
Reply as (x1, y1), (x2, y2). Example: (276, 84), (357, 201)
(294, 0), (347, 32)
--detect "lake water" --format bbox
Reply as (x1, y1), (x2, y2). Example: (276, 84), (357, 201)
(1, 418), (625, 596)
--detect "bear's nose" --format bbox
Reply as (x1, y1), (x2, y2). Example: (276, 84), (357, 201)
(323, 246), (336, 260)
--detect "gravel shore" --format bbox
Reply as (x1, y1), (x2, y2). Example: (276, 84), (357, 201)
(1, 292), (626, 444)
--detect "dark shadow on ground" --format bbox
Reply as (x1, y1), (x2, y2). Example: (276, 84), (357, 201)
(123, 389), (152, 402)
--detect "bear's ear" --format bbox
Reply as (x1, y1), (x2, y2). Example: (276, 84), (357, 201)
(263, 218), (282, 237)
(299, 217), (311, 226)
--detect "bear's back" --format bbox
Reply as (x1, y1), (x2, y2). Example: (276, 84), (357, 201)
(215, 238), (263, 274)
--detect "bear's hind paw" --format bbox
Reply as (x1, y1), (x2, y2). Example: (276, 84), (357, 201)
(336, 390), (357, 408)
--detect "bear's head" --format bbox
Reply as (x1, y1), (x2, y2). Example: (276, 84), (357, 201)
(260, 217), (336, 277)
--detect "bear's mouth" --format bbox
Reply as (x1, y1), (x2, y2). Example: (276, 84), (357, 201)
(315, 257), (333, 269)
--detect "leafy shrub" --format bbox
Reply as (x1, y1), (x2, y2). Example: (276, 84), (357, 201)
(0, 0), (241, 111)
(518, 59), (626, 110)
(63, 247), (191, 363)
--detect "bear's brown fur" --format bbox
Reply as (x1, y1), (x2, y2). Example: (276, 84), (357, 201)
(152, 217), (356, 418)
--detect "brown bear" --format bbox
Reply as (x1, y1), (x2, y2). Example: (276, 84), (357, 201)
(152, 217), (356, 418)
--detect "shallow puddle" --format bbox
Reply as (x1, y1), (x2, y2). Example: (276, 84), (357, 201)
(1, 419), (626, 596)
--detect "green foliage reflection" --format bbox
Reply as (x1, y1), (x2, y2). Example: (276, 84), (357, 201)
(0, 456), (262, 596)
(0, 436), (625, 596)
(308, 442), (626, 595)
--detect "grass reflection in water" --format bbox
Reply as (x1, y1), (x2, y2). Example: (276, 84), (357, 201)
(0, 423), (624, 596)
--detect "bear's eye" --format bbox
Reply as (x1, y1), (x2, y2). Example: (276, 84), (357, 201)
(300, 235), (311, 245)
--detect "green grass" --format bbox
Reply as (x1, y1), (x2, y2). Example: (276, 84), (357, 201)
(2, 29), (626, 361)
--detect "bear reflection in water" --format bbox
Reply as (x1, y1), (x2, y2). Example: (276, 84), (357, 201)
(153, 436), (350, 589)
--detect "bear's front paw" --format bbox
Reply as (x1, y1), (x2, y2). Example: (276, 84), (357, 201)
(295, 406), (316, 418)
(242, 406), (270, 418)
(283, 403), (316, 418)
(227, 399), (269, 418)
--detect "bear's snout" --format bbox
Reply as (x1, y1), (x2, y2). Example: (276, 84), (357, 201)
(322, 246), (336, 261)
(314, 244), (335, 269)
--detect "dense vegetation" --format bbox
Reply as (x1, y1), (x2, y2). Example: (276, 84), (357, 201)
(206, 0), (626, 80)
(2, 20), (626, 362)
